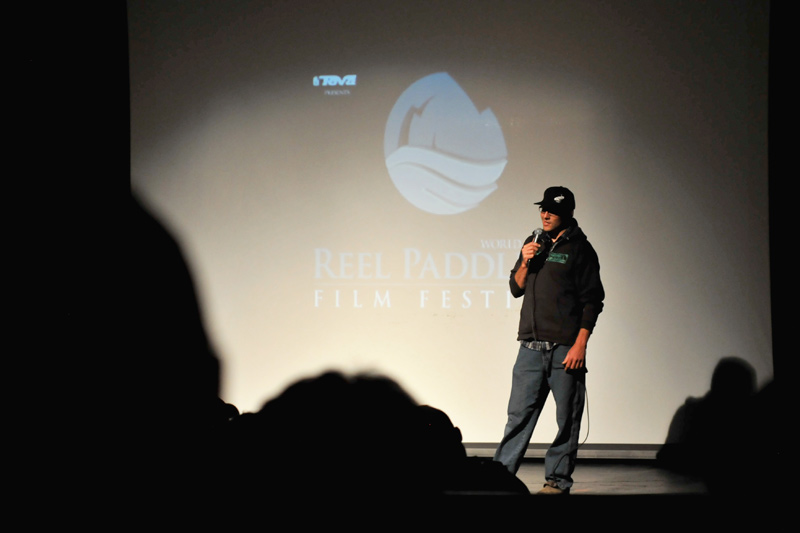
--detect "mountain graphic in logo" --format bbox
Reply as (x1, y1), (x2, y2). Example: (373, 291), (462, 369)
(384, 72), (507, 215)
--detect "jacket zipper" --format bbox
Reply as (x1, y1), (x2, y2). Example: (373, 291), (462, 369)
(530, 234), (567, 341)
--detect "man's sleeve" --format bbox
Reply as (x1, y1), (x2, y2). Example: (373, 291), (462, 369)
(576, 242), (605, 332)
(509, 235), (532, 297)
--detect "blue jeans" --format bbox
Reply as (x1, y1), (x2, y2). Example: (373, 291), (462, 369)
(494, 343), (586, 490)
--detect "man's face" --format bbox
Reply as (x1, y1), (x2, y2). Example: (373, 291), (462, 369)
(540, 207), (563, 233)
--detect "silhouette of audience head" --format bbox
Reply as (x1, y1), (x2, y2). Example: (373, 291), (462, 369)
(709, 356), (756, 399)
(226, 371), (445, 497)
(131, 193), (221, 433)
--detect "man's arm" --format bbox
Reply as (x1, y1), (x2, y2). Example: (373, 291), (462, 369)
(513, 262), (528, 292)
(562, 327), (591, 370)
(562, 241), (604, 370)
(511, 241), (540, 293)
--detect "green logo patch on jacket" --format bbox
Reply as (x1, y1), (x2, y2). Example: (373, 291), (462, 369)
(546, 252), (569, 264)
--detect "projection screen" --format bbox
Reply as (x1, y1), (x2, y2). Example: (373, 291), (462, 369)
(128, 0), (771, 446)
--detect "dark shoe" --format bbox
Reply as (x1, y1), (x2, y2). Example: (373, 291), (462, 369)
(537, 481), (570, 495)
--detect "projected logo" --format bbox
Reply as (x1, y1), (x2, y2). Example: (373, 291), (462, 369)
(384, 73), (507, 215)
(313, 75), (357, 86)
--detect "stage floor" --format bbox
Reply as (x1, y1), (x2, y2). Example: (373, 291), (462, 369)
(516, 458), (707, 495)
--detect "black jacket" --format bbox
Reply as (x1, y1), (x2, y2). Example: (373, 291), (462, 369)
(510, 220), (604, 345)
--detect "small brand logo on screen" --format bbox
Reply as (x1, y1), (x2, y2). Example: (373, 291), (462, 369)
(313, 75), (357, 86)
(384, 72), (507, 215)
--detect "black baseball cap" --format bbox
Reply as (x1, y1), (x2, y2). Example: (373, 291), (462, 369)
(535, 186), (575, 215)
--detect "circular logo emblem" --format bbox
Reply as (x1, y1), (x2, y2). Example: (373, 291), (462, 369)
(384, 73), (507, 215)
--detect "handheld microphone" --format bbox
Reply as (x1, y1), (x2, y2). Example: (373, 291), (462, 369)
(527, 228), (544, 268)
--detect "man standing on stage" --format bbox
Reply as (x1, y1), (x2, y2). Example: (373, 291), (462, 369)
(494, 186), (605, 495)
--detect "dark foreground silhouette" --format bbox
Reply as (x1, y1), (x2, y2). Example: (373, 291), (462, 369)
(130, 193), (526, 503)
(657, 356), (776, 495)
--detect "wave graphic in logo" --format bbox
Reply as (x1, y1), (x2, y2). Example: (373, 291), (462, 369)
(384, 72), (507, 215)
